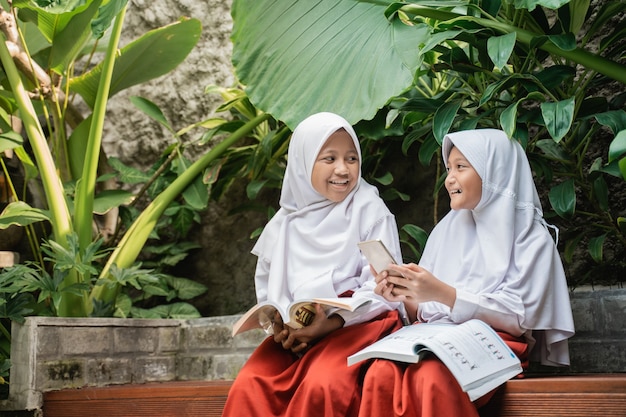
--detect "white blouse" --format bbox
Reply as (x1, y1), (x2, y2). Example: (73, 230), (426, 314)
(252, 112), (402, 327)
(418, 129), (575, 366)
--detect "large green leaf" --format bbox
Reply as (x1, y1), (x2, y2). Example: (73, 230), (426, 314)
(541, 96), (575, 142)
(15, 0), (91, 41)
(15, 0), (88, 14)
(93, 190), (134, 215)
(513, 0), (570, 11)
(69, 17), (202, 108)
(0, 202), (50, 229)
(48, 0), (102, 73)
(0, 132), (24, 153)
(231, 0), (426, 129)
(548, 179), (576, 218)
(608, 130), (626, 163)
(433, 101), (461, 144)
(595, 110), (626, 135)
(588, 234), (606, 263)
(608, 130), (626, 180)
(487, 32), (516, 70)
(16, 0), (101, 82)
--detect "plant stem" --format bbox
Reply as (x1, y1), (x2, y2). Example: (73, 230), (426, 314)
(0, 37), (73, 246)
(0, 31), (87, 316)
(88, 113), (271, 309)
(74, 5), (127, 253)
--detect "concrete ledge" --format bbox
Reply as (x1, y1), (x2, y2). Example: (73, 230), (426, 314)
(1, 316), (263, 412)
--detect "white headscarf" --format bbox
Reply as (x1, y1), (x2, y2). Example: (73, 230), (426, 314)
(419, 129), (575, 366)
(252, 112), (396, 310)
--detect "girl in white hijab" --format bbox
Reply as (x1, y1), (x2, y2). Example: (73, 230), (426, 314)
(358, 129), (575, 417)
(222, 112), (404, 417)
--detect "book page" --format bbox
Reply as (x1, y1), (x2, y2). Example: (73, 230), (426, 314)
(417, 320), (522, 399)
(231, 301), (284, 336)
(312, 297), (371, 311)
(347, 319), (522, 400)
(233, 297), (371, 337)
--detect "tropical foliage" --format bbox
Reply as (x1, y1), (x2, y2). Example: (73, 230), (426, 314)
(229, 0), (626, 286)
(0, 0), (269, 387)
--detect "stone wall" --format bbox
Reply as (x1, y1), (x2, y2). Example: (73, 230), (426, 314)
(2, 287), (625, 413)
(568, 287), (626, 372)
(2, 316), (264, 412)
(101, 0), (265, 318)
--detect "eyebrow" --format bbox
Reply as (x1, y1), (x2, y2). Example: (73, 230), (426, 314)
(447, 156), (470, 165)
(319, 148), (358, 155)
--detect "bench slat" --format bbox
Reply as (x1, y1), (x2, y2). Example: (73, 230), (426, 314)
(43, 381), (231, 417)
(42, 375), (626, 417)
(479, 375), (626, 417)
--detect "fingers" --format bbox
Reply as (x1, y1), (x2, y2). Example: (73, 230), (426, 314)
(373, 268), (388, 284)
(290, 341), (309, 354)
(273, 328), (289, 344)
(282, 329), (311, 353)
(374, 279), (387, 295)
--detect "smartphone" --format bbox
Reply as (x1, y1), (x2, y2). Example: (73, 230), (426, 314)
(357, 240), (402, 276)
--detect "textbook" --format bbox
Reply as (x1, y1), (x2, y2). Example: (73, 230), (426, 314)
(347, 319), (523, 401)
(231, 297), (372, 337)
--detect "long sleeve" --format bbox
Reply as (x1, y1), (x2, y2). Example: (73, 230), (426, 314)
(449, 289), (525, 336)
(253, 257), (270, 304)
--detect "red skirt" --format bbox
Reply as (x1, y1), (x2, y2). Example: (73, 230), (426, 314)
(221, 309), (403, 417)
(358, 330), (529, 417)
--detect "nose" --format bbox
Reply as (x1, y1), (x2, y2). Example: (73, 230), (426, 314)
(334, 160), (349, 175)
(445, 170), (455, 187)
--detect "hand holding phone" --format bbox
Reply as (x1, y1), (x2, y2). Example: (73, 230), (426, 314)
(357, 240), (403, 277)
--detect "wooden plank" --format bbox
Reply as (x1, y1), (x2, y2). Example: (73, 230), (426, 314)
(480, 375), (626, 417)
(43, 381), (232, 417)
(43, 376), (626, 417)
(503, 374), (626, 393)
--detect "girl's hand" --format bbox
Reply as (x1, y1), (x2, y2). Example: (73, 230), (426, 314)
(384, 263), (456, 308)
(373, 269), (406, 303)
(281, 304), (344, 354)
(272, 311), (293, 347)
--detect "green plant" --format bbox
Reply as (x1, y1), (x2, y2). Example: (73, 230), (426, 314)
(228, 0), (626, 286)
(0, 0), (275, 391)
(387, 0), (626, 285)
(0, 0), (206, 316)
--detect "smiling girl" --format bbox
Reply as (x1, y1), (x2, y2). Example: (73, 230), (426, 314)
(358, 128), (575, 417)
(221, 112), (404, 417)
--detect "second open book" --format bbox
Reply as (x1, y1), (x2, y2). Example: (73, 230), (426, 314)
(348, 319), (523, 401)
(231, 297), (371, 337)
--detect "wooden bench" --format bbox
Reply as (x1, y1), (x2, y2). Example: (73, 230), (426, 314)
(479, 374), (626, 417)
(42, 374), (626, 417)
(42, 380), (232, 417)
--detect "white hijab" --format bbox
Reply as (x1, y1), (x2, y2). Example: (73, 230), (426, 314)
(419, 129), (575, 366)
(252, 112), (394, 309)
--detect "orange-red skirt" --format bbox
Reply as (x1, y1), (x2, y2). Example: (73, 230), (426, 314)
(358, 330), (529, 417)
(221, 309), (403, 417)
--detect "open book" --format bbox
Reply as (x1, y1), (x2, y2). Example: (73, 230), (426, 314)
(232, 297), (371, 337)
(347, 319), (522, 401)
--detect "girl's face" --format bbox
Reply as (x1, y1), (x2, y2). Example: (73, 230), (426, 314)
(445, 146), (482, 210)
(311, 129), (359, 202)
